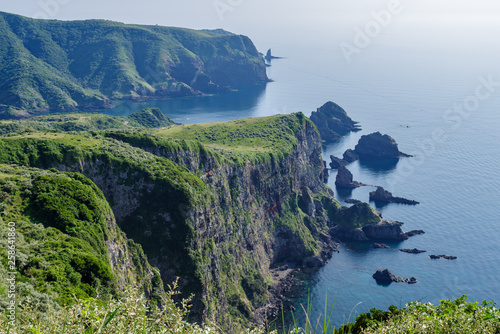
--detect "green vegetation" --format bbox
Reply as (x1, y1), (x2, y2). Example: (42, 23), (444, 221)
(0, 11), (267, 118)
(280, 295), (500, 334)
(0, 165), (158, 312)
(334, 203), (380, 229)
(0, 110), (336, 330)
(155, 113), (311, 167)
(0, 107), (175, 135)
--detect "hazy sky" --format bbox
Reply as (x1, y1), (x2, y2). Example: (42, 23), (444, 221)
(2, 1), (499, 51)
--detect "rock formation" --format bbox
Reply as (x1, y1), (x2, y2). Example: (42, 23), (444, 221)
(329, 155), (348, 169)
(354, 132), (411, 159)
(369, 187), (419, 205)
(406, 230), (425, 237)
(309, 101), (361, 143)
(430, 255), (457, 260)
(335, 166), (364, 189)
(400, 248), (426, 254)
(372, 269), (417, 284)
(373, 243), (390, 249)
(344, 199), (361, 204)
(343, 149), (359, 162)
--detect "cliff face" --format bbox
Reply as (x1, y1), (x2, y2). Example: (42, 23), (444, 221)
(0, 113), (340, 330)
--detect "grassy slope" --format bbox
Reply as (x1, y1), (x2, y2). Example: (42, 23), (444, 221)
(0, 11), (267, 118)
(0, 107), (175, 134)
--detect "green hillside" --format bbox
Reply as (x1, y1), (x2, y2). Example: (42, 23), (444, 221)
(0, 11), (268, 118)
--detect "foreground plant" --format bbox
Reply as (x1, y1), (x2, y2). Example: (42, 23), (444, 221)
(0, 279), (245, 334)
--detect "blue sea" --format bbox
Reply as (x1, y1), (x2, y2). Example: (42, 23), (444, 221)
(98, 16), (500, 328)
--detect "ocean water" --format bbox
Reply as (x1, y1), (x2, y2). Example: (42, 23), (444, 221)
(97, 17), (500, 328)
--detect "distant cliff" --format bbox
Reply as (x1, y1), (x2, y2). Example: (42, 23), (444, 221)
(0, 11), (268, 118)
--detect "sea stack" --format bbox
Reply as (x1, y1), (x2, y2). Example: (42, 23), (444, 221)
(354, 132), (411, 159)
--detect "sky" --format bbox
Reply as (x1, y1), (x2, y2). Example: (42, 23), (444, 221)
(1, 1), (500, 52)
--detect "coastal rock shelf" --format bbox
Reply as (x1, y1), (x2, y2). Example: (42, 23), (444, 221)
(369, 187), (419, 205)
(373, 269), (417, 285)
(400, 248), (426, 254)
(430, 255), (457, 260)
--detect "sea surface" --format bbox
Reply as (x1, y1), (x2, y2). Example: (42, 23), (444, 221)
(97, 17), (500, 329)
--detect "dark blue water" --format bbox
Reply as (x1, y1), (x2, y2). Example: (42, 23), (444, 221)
(94, 18), (500, 329)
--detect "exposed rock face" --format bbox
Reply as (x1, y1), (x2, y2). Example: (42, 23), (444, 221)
(369, 187), (419, 205)
(362, 220), (409, 241)
(331, 219), (411, 242)
(430, 255), (457, 260)
(309, 101), (360, 143)
(335, 166), (364, 189)
(406, 230), (425, 237)
(329, 155), (348, 169)
(354, 132), (411, 159)
(33, 115), (339, 330)
(343, 149), (359, 163)
(373, 269), (417, 284)
(345, 199), (361, 204)
(373, 243), (390, 249)
(400, 248), (426, 254)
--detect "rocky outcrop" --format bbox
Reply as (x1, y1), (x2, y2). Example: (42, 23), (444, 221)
(406, 230), (425, 237)
(400, 248), (426, 254)
(354, 132), (411, 159)
(309, 102), (360, 143)
(430, 255), (457, 260)
(345, 199), (361, 204)
(343, 149), (359, 163)
(331, 219), (413, 242)
(329, 155), (348, 169)
(373, 243), (390, 249)
(362, 220), (409, 241)
(369, 187), (419, 205)
(335, 166), (364, 189)
(373, 269), (417, 284)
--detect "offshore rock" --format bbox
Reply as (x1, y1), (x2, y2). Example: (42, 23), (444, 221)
(373, 269), (417, 284)
(400, 248), (426, 254)
(369, 187), (419, 205)
(309, 101), (360, 143)
(354, 132), (411, 159)
(335, 166), (364, 189)
(343, 149), (359, 163)
(430, 255), (457, 260)
(329, 155), (348, 169)
(406, 230), (425, 237)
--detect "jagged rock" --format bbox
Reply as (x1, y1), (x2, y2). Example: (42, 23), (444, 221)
(329, 155), (348, 169)
(335, 166), (363, 189)
(430, 255), (457, 260)
(362, 220), (408, 241)
(406, 230), (425, 237)
(373, 243), (390, 249)
(329, 225), (369, 241)
(309, 102), (361, 143)
(343, 149), (359, 163)
(372, 269), (417, 284)
(369, 187), (419, 205)
(400, 248), (426, 254)
(344, 199), (361, 204)
(354, 132), (411, 159)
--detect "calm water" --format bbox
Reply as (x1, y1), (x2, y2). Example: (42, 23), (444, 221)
(96, 17), (500, 328)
